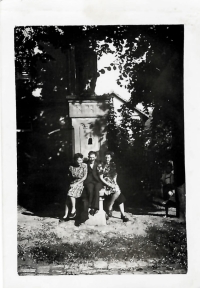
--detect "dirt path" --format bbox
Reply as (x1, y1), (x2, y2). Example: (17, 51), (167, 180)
(18, 203), (187, 275)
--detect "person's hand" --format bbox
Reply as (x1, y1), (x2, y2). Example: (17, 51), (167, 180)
(70, 183), (76, 188)
(168, 191), (174, 197)
(110, 184), (116, 189)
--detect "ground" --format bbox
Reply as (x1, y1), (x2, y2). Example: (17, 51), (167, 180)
(17, 197), (187, 275)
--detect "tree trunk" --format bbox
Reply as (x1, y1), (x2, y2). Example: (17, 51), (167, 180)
(176, 183), (186, 220)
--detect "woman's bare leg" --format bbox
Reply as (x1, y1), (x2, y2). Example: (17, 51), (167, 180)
(70, 197), (76, 214)
(108, 190), (121, 211)
(63, 201), (69, 219)
(119, 203), (125, 216)
(119, 203), (129, 221)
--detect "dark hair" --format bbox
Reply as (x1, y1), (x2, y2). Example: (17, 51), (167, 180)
(74, 153), (83, 161)
(88, 151), (97, 157)
(105, 151), (114, 158)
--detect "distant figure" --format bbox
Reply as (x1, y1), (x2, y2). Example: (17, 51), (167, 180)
(63, 153), (87, 220)
(97, 151), (129, 222)
(161, 162), (176, 217)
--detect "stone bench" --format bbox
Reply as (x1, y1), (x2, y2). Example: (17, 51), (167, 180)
(85, 189), (107, 226)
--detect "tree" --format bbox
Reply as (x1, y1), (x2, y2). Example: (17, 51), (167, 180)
(108, 25), (184, 218)
(15, 25), (185, 217)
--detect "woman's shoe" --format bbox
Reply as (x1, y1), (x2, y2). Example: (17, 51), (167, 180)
(107, 209), (113, 217)
(121, 214), (129, 222)
(68, 211), (76, 219)
(59, 217), (67, 223)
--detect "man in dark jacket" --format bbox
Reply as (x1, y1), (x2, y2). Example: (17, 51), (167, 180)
(77, 151), (103, 225)
(84, 151), (103, 215)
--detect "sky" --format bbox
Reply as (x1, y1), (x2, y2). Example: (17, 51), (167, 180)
(95, 53), (131, 100)
(95, 52), (145, 113)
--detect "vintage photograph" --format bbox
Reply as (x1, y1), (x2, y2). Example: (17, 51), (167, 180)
(16, 25), (187, 275)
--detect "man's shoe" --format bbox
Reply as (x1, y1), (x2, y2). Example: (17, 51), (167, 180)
(89, 209), (98, 216)
(75, 221), (84, 227)
(68, 211), (76, 219)
(89, 209), (95, 216)
(121, 215), (129, 222)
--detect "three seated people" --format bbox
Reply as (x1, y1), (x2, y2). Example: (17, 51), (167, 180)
(63, 150), (129, 224)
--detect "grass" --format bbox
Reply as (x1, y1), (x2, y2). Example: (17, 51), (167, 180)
(18, 220), (187, 272)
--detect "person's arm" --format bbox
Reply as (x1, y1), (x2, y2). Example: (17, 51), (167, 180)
(113, 175), (117, 184)
(171, 173), (175, 185)
(69, 166), (75, 187)
(111, 163), (118, 184)
(93, 162), (101, 182)
(168, 190), (175, 197)
(68, 166), (73, 179)
(78, 164), (88, 184)
(160, 173), (165, 185)
(99, 174), (115, 188)
(168, 173), (175, 193)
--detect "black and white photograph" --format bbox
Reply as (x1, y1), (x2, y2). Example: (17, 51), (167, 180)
(1, 1), (200, 287)
(15, 25), (186, 275)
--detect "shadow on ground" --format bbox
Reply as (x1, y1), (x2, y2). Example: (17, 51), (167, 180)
(19, 191), (170, 220)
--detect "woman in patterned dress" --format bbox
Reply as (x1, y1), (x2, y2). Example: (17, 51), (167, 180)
(97, 152), (129, 222)
(63, 153), (87, 219)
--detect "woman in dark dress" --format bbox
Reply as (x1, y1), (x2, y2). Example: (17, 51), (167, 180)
(97, 152), (129, 222)
(63, 153), (87, 219)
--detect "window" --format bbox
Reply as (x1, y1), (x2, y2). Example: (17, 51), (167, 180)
(88, 137), (92, 145)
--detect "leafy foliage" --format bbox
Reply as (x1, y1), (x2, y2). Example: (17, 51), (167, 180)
(16, 25), (184, 210)
(104, 25), (184, 190)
